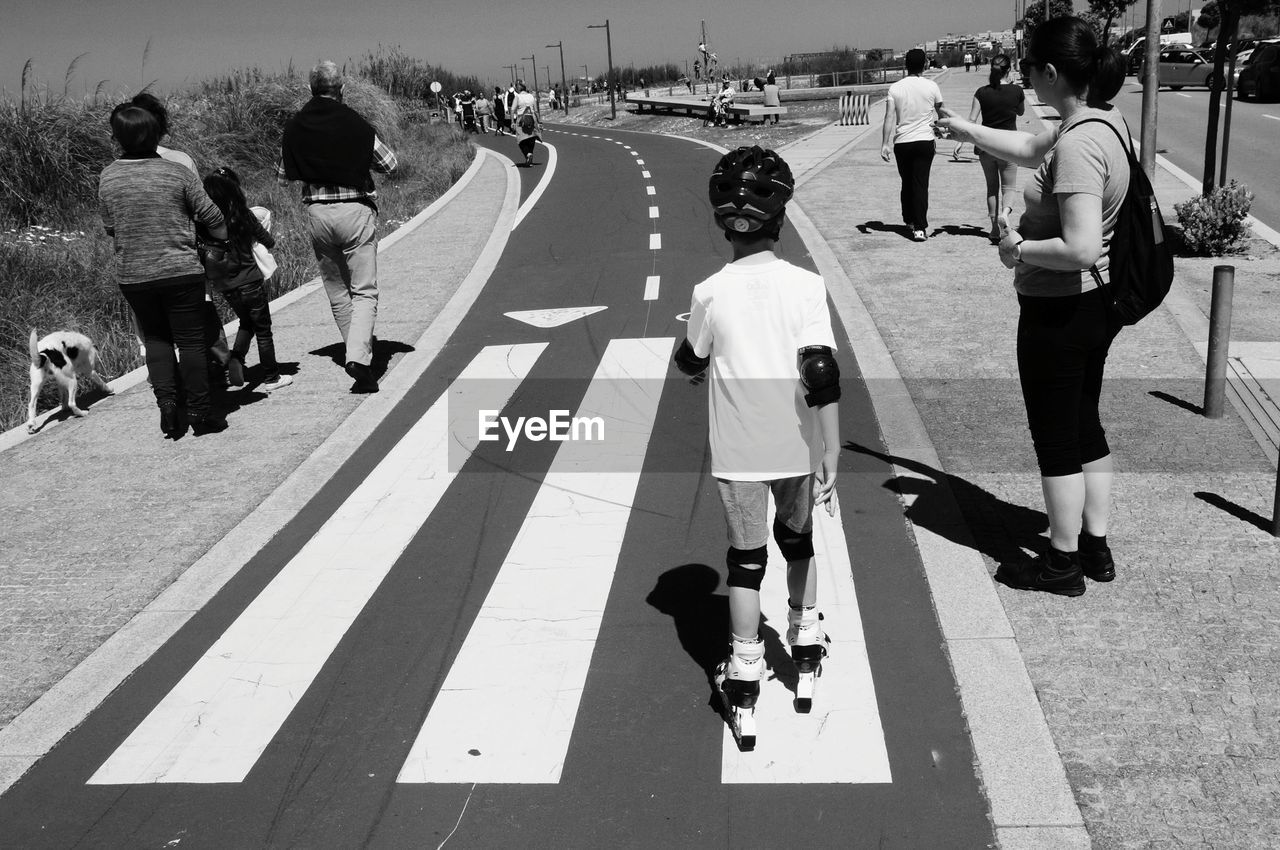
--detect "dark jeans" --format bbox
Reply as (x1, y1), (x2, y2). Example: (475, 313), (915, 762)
(518, 138), (536, 158)
(893, 139), (936, 229)
(1016, 287), (1119, 477)
(122, 274), (211, 416)
(221, 280), (279, 380)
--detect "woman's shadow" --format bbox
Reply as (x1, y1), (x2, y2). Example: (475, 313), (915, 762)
(645, 564), (795, 715)
(848, 441), (1048, 566)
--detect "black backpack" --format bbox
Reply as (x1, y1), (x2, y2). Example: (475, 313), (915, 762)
(1066, 117), (1175, 326)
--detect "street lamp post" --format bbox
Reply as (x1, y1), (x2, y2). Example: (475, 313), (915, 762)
(503, 64), (517, 86)
(588, 19), (615, 119)
(547, 42), (569, 115)
(522, 55), (540, 117)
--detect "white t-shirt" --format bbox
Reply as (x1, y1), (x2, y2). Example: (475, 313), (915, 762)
(512, 91), (537, 114)
(887, 75), (944, 144)
(687, 255), (838, 481)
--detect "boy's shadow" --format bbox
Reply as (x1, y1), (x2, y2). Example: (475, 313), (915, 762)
(309, 339), (415, 380)
(856, 220), (916, 241)
(847, 442), (1048, 566)
(645, 564), (794, 713)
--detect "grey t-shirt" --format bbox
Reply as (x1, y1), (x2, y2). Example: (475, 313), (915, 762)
(1015, 106), (1130, 297)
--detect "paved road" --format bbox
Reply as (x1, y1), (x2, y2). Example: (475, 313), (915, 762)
(0, 130), (993, 846)
(1113, 78), (1280, 229)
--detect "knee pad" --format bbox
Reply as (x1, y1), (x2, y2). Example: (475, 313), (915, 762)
(773, 518), (814, 562)
(726, 546), (767, 590)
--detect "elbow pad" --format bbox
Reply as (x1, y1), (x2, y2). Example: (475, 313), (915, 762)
(674, 339), (710, 377)
(799, 345), (841, 407)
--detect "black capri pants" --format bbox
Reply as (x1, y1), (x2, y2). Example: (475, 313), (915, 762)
(1016, 287), (1119, 477)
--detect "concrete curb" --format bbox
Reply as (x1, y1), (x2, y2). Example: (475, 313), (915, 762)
(0, 147), (521, 797)
(0, 149), (491, 455)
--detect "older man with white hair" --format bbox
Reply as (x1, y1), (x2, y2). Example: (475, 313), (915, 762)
(278, 60), (397, 393)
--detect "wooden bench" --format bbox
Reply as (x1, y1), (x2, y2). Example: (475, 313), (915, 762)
(626, 94), (788, 124)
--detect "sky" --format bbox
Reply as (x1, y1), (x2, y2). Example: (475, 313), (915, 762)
(4, 0), (1191, 100)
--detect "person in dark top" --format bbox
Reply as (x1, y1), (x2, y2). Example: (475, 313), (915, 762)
(277, 61), (397, 393)
(968, 54), (1026, 242)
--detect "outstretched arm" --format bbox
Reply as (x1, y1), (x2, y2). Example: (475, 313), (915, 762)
(937, 110), (1054, 168)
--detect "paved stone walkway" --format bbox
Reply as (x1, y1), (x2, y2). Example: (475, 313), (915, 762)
(796, 70), (1280, 849)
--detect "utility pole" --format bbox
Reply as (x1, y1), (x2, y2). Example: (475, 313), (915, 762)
(548, 42), (569, 115)
(588, 19), (615, 119)
(1139, 0), (1162, 180)
(503, 64), (517, 86)
(522, 55), (539, 117)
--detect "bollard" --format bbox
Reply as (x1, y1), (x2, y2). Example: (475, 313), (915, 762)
(1273, 458), (1280, 537)
(1203, 265), (1235, 418)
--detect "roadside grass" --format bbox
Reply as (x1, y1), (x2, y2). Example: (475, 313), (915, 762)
(1, 74), (473, 433)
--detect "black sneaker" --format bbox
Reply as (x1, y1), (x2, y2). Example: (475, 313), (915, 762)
(345, 361), (379, 393)
(994, 548), (1086, 597)
(1079, 536), (1115, 582)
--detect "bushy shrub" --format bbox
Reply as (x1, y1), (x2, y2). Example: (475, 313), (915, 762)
(1174, 180), (1254, 256)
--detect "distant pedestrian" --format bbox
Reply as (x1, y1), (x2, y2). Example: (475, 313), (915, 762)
(967, 55), (1025, 241)
(491, 86), (507, 135)
(504, 85), (518, 133)
(964, 51), (973, 71)
(712, 79), (736, 126)
(474, 91), (492, 133)
(278, 60), (397, 394)
(99, 104), (228, 436)
(880, 48), (946, 242)
(199, 167), (292, 392)
(762, 74), (782, 124)
(511, 82), (540, 167)
(939, 17), (1129, 595)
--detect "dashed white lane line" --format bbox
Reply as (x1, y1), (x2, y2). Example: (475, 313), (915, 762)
(632, 153), (640, 158)
(644, 275), (660, 300)
(646, 186), (656, 195)
(650, 233), (661, 250)
(641, 170), (651, 178)
(648, 206), (659, 218)
(1264, 114), (1279, 121)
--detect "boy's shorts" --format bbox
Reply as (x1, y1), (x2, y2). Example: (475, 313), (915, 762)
(716, 475), (814, 550)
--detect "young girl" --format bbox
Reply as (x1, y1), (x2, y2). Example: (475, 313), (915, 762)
(200, 167), (292, 391)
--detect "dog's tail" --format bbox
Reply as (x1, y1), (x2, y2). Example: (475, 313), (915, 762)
(29, 329), (43, 369)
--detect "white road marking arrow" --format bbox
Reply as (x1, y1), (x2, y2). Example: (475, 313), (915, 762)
(504, 306), (607, 328)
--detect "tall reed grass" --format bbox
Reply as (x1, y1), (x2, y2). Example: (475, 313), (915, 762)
(1, 57), (475, 432)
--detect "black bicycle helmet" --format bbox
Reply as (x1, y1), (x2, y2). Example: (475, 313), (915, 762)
(708, 146), (794, 235)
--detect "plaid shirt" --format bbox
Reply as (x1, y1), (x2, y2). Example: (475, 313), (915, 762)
(276, 135), (397, 204)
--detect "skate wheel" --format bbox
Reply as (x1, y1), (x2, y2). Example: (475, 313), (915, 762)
(736, 709), (757, 752)
(795, 697), (812, 714)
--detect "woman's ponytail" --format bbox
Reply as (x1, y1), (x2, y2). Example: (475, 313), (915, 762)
(989, 54), (1012, 88)
(1090, 44), (1125, 105)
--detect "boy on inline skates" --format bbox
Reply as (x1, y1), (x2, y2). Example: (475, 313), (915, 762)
(673, 146), (842, 751)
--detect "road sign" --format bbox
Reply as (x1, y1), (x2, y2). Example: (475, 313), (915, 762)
(430, 81), (442, 93)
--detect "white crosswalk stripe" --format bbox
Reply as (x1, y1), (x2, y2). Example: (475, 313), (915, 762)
(88, 344), (547, 784)
(398, 337), (673, 783)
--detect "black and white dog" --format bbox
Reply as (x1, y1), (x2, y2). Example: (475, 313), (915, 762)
(27, 329), (114, 433)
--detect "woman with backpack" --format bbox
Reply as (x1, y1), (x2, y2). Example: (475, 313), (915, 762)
(511, 82), (540, 167)
(966, 54), (1025, 242)
(939, 16), (1129, 596)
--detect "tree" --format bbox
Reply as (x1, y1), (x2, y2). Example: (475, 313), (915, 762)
(1087, 0), (1141, 45)
(1019, 0), (1075, 38)
(1197, 0), (1222, 32)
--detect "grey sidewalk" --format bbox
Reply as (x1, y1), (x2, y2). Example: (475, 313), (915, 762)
(0, 150), (516, 788)
(795, 70), (1280, 848)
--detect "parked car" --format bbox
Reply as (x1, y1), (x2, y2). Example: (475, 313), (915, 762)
(1124, 41), (1147, 76)
(1156, 47), (1225, 90)
(1237, 39), (1280, 100)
